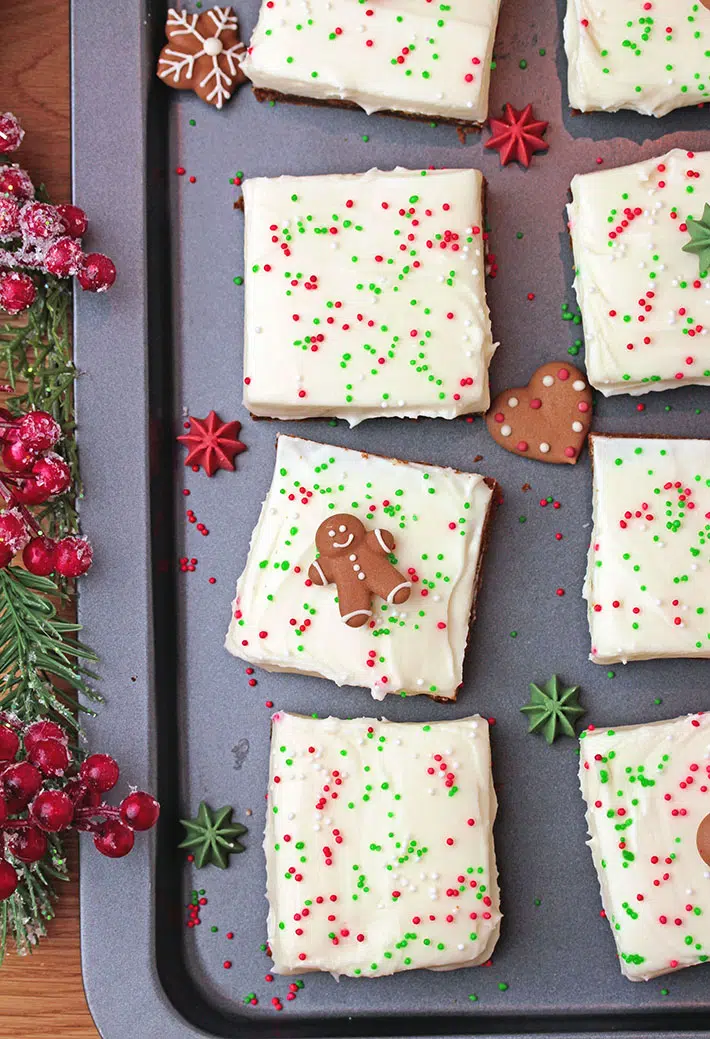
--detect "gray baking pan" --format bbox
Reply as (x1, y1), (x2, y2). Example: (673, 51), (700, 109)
(72, 0), (710, 1036)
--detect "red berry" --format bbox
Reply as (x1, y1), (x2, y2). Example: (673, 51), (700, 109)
(120, 791), (160, 831)
(0, 197), (20, 239)
(31, 452), (71, 496)
(30, 789), (74, 832)
(0, 799), (7, 825)
(0, 165), (34, 202)
(43, 236), (85, 278)
(0, 859), (18, 901)
(27, 738), (71, 776)
(2, 436), (36, 472)
(16, 411), (61, 452)
(0, 113), (25, 153)
(0, 270), (36, 316)
(0, 507), (30, 555)
(55, 203), (88, 238)
(2, 761), (42, 810)
(0, 544), (12, 570)
(80, 753), (119, 793)
(77, 253), (116, 292)
(54, 536), (93, 577)
(9, 826), (47, 864)
(23, 537), (57, 576)
(11, 476), (51, 506)
(63, 777), (101, 808)
(0, 725), (19, 762)
(93, 819), (135, 858)
(18, 201), (64, 242)
(24, 720), (67, 752)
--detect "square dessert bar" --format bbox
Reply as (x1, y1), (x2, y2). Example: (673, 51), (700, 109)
(265, 711), (501, 977)
(225, 435), (496, 700)
(241, 0), (502, 126)
(579, 713), (710, 981)
(242, 167), (496, 424)
(568, 149), (710, 396)
(564, 1), (710, 117)
(585, 434), (710, 665)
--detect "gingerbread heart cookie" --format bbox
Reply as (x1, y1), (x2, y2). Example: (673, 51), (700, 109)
(485, 362), (592, 465)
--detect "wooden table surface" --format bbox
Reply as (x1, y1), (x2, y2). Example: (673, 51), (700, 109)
(0, 2), (99, 1035)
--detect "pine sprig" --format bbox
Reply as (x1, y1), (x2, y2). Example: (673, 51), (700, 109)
(0, 835), (69, 963)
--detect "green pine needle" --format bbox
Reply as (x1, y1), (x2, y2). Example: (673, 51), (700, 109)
(521, 675), (586, 744)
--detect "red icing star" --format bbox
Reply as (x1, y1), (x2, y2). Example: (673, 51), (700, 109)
(177, 410), (246, 476)
(485, 103), (549, 168)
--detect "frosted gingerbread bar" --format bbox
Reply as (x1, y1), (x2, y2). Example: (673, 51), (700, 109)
(568, 149), (710, 397)
(240, 0), (502, 127)
(265, 711), (501, 977)
(564, 1), (710, 118)
(579, 713), (710, 981)
(585, 434), (710, 665)
(225, 435), (496, 700)
(242, 167), (496, 424)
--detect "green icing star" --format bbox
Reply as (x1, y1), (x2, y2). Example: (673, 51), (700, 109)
(682, 202), (710, 276)
(521, 675), (586, 744)
(178, 802), (247, 868)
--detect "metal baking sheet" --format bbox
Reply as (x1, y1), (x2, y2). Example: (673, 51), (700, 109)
(72, 0), (710, 1035)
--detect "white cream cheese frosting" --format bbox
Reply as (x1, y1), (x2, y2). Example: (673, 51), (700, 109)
(564, 1), (710, 117)
(579, 713), (710, 981)
(585, 434), (710, 665)
(568, 149), (710, 396)
(265, 711), (501, 977)
(240, 0), (502, 124)
(242, 167), (497, 425)
(225, 435), (495, 700)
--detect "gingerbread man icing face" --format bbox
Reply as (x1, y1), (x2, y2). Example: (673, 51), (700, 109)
(309, 513), (411, 627)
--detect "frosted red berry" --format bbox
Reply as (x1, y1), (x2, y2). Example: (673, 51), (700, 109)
(54, 536), (93, 577)
(0, 166), (35, 202)
(0, 197), (20, 240)
(19, 201), (64, 242)
(93, 819), (135, 858)
(120, 791), (160, 831)
(0, 859), (18, 901)
(30, 789), (75, 832)
(55, 203), (88, 238)
(24, 720), (68, 752)
(23, 537), (57, 576)
(16, 411), (61, 452)
(2, 436), (36, 472)
(0, 725), (19, 763)
(0, 113), (25, 153)
(31, 452), (71, 496)
(2, 761), (42, 810)
(0, 508), (30, 555)
(0, 270), (36, 316)
(9, 826), (47, 864)
(43, 236), (85, 278)
(12, 476), (51, 506)
(27, 738), (71, 777)
(77, 253), (116, 292)
(80, 753), (119, 793)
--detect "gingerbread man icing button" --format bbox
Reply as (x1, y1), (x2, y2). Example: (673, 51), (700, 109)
(485, 361), (593, 465)
(698, 814), (710, 867)
(308, 514), (411, 627)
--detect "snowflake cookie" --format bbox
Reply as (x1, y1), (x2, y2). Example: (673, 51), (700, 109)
(240, 0), (503, 126)
(265, 711), (501, 977)
(568, 149), (710, 396)
(564, 0), (710, 117)
(242, 167), (496, 423)
(225, 435), (496, 700)
(157, 6), (246, 109)
(579, 713), (710, 980)
(585, 434), (710, 665)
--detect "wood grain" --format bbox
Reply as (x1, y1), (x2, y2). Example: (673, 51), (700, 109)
(0, 2), (99, 1034)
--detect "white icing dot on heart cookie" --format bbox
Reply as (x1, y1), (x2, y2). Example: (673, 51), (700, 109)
(507, 397), (519, 407)
(542, 375), (554, 387)
(539, 442), (550, 453)
(573, 380), (586, 391)
(500, 424), (512, 437)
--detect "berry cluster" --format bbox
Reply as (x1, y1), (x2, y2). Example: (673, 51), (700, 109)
(0, 112), (116, 316)
(0, 407), (92, 577)
(0, 714), (159, 901)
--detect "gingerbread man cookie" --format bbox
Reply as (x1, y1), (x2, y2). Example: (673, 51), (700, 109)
(308, 514), (411, 627)
(698, 814), (710, 867)
(485, 361), (593, 465)
(157, 7), (247, 110)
